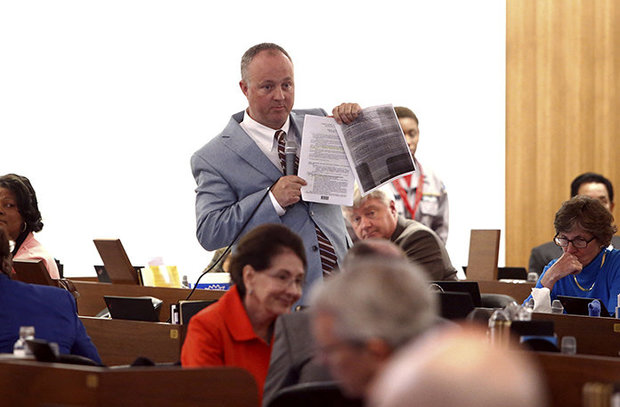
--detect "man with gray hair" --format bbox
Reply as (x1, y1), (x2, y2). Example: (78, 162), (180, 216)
(310, 257), (438, 399)
(344, 187), (457, 281)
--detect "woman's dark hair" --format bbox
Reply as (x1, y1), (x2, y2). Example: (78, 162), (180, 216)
(0, 174), (44, 233)
(228, 223), (307, 298)
(0, 227), (12, 275)
(554, 195), (617, 247)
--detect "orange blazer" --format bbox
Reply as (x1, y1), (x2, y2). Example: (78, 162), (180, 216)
(181, 285), (273, 402)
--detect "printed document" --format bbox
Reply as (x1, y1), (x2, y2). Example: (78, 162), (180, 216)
(298, 104), (415, 205)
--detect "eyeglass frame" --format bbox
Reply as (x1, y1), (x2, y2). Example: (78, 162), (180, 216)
(554, 233), (596, 249)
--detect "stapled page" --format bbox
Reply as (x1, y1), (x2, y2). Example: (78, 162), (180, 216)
(298, 115), (355, 206)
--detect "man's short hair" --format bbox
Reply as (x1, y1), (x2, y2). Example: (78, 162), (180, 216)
(310, 257), (437, 349)
(240, 43), (292, 83)
(343, 186), (394, 220)
(570, 172), (614, 203)
(394, 106), (419, 125)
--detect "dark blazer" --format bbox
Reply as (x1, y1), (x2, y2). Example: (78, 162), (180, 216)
(0, 274), (101, 363)
(191, 110), (351, 305)
(529, 235), (620, 275)
(262, 312), (331, 407)
(391, 217), (458, 281)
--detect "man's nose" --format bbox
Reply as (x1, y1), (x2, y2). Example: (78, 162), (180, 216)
(274, 86), (285, 100)
(359, 216), (372, 230)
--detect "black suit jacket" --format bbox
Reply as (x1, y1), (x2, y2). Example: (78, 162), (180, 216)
(262, 312), (331, 407)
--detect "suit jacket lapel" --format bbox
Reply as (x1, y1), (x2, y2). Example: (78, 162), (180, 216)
(221, 111), (282, 181)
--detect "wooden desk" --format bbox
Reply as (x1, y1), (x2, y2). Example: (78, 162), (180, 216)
(474, 280), (534, 303)
(0, 360), (258, 407)
(531, 312), (620, 358)
(71, 280), (225, 322)
(534, 352), (620, 407)
(80, 317), (183, 366)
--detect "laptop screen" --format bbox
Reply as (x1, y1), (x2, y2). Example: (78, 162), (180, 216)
(430, 281), (482, 307)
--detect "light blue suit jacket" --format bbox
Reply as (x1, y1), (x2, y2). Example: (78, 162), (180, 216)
(191, 109), (351, 305)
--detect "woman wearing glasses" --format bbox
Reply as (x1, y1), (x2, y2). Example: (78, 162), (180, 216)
(529, 195), (619, 315)
(181, 223), (306, 403)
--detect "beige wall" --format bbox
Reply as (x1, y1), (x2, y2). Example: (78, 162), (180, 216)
(506, 0), (619, 268)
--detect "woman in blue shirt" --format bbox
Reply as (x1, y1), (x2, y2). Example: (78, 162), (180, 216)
(530, 196), (619, 316)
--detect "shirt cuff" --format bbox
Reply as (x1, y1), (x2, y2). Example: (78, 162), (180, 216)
(269, 191), (286, 216)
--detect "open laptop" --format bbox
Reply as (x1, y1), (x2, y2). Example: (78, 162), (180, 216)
(557, 295), (611, 317)
(93, 239), (142, 285)
(13, 260), (56, 286)
(103, 295), (162, 322)
(437, 292), (475, 320)
(431, 281), (483, 307)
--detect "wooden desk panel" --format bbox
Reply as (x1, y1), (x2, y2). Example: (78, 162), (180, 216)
(474, 280), (534, 304)
(0, 360), (258, 407)
(531, 313), (620, 358)
(534, 352), (620, 407)
(80, 316), (182, 366)
(71, 280), (225, 322)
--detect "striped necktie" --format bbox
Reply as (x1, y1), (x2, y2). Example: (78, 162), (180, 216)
(275, 130), (299, 174)
(274, 130), (337, 277)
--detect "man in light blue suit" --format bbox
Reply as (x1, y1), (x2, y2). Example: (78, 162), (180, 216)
(191, 43), (361, 305)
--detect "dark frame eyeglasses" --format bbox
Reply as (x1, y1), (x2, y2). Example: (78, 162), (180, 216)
(554, 234), (595, 249)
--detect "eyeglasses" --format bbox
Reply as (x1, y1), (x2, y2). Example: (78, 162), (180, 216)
(265, 272), (304, 289)
(554, 234), (595, 249)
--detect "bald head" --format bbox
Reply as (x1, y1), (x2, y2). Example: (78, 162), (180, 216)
(369, 327), (547, 407)
(342, 239), (405, 271)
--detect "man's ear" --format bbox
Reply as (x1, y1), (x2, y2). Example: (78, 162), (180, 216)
(389, 200), (398, 217)
(239, 80), (249, 97)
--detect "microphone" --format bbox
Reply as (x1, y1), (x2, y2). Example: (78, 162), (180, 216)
(285, 133), (297, 176)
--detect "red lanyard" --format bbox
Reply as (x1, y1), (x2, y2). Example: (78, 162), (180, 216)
(392, 162), (424, 218)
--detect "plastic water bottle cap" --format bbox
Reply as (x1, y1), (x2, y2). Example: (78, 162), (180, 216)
(551, 299), (564, 314)
(560, 336), (577, 355)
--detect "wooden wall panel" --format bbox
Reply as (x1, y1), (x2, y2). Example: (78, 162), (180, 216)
(506, 0), (619, 269)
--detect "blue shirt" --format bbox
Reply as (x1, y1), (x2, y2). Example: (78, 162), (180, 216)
(0, 273), (101, 363)
(524, 248), (620, 316)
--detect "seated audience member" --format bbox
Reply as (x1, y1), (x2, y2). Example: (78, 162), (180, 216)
(262, 239), (406, 407)
(344, 187), (457, 281)
(529, 172), (620, 276)
(391, 106), (449, 243)
(0, 173), (59, 279)
(369, 327), (547, 407)
(309, 256), (438, 400)
(181, 224), (306, 403)
(524, 196), (620, 315)
(0, 227), (101, 363)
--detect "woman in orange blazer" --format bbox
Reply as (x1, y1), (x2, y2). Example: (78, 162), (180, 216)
(181, 223), (307, 403)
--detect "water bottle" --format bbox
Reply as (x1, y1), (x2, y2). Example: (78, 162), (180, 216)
(13, 326), (35, 357)
(488, 309), (510, 346)
(560, 336), (577, 355)
(551, 299), (564, 314)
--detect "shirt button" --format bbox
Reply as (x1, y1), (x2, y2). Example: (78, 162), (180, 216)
(312, 245), (319, 252)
